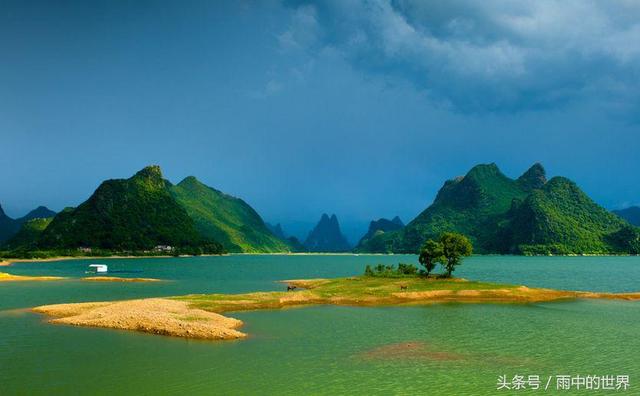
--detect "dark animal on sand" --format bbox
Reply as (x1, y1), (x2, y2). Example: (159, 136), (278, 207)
(400, 285), (408, 290)
(287, 285), (297, 291)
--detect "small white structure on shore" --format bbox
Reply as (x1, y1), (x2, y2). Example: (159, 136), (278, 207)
(87, 264), (108, 273)
(154, 245), (174, 253)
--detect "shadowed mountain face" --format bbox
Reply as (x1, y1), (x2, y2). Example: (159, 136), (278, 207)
(266, 222), (308, 252)
(170, 177), (289, 253)
(0, 205), (20, 244)
(516, 162), (547, 191)
(4, 218), (53, 249)
(304, 214), (351, 252)
(357, 163), (639, 255)
(614, 206), (640, 226)
(355, 216), (404, 252)
(0, 205), (56, 245)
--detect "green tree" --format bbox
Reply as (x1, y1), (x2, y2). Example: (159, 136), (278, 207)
(439, 232), (473, 277)
(364, 265), (374, 276)
(418, 239), (444, 276)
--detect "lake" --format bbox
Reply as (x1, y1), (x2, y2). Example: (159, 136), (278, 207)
(1, 255), (638, 395)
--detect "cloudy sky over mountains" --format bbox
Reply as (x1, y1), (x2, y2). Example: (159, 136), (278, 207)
(2, 0), (639, 241)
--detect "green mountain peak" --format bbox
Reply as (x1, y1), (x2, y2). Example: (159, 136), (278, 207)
(178, 175), (200, 186)
(170, 178), (289, 253)
(37, 167), (215, 251)
(135, 165), (162, 178)
(517, 163), (547, 191)
(465, 162), (501, 178)
(133, 165), (164, 182)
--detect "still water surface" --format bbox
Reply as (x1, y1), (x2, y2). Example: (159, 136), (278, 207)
(1, 255), (638, 395)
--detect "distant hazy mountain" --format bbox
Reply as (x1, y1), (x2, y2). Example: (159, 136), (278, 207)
(304, 214), (351, 252)
(358, 163), (639, 255)
(613, 206), (640, 226)
(266, 222), (287, 240)
(0, 204), (56, 245)
(38, 166), (222, 252)
(170, 176), (289, 253)
(265, 222), (308, 252)
(354, 216), (404, 252)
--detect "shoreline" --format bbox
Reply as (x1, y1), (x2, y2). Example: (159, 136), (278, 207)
(4, 252), (637, 267)
(0, 254), (225, 267)
(0, 272), (162, 282)
(33, 276), (640, 341)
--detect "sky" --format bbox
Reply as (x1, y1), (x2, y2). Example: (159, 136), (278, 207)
(1, 0), (639, 243)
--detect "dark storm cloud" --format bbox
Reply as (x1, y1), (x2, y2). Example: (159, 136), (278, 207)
(282, 0), (640, 113)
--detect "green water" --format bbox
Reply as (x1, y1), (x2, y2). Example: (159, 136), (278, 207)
(1, 255), (639, 395)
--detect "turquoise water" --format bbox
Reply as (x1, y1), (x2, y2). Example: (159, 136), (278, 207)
(1, 255), (639, 395)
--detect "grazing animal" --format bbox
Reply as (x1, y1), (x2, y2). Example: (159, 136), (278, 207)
(399, 285), (408, 291)
(287, 285), (297, 292)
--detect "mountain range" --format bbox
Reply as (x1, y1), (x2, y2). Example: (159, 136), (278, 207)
(2, 163), (638, 256)
(3, 166), (290, 254)
(357, 163), (639, 255)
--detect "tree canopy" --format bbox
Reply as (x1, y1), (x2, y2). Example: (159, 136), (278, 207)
(419, 232), (473, 277)
(418, 239), (444, 276)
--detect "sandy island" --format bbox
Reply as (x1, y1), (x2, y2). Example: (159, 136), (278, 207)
(33, 298), (245, 340)
(0, 272), (64, 282)
(32, 276), (640, 341)
(81, 276), (162, 282)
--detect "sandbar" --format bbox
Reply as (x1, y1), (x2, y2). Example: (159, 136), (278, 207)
(81, 276), (163, 282)
(0, 272), (64, 282)
(33, 298), (245, 340)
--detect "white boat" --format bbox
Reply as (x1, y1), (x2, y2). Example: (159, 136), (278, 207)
(87, 264), (108, 274)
